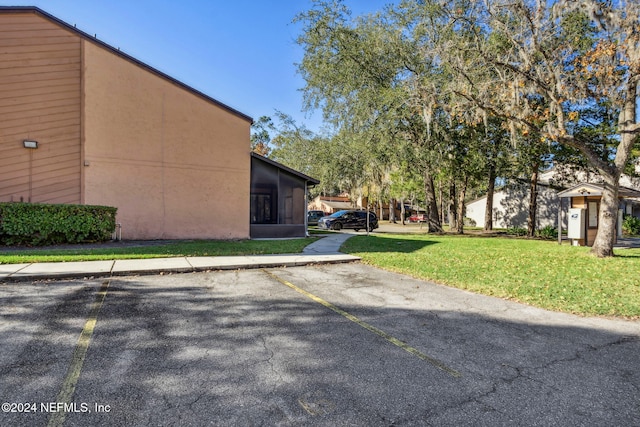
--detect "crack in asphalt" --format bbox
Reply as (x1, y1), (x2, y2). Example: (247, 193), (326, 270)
(418, 335), (640, 421)
(259, 334), (278, 380)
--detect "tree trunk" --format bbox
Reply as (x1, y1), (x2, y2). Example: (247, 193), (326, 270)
(448, 181), (457, 231)
(591, 177), (619, 257)
(484, 164), (496, 231)
(389, 198), (397, 223)
(527, 165), (539, 237)
(424, 171), (443, 232)
(590, 78), (637, 257)
(400, 198), (406, 225)
(456, 176), (468, 234)
(439, 180), (445, 225)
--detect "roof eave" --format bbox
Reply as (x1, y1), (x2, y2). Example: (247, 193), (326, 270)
(558, 183), (640, 198)
(251, 152), (320, 185)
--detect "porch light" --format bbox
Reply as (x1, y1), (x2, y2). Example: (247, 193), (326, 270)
(23, 140), (38, 149)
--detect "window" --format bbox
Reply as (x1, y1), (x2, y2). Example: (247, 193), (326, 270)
(588, 201), (598, 228)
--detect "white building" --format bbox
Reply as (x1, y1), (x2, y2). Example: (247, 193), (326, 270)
(466, 168), (640, 230)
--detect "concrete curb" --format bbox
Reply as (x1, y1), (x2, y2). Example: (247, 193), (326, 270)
(0, 233), (361, 282)
(1, 255), (361, 282)
(1, 256), (361, 282)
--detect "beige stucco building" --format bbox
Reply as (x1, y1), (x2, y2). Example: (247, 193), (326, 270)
(0, 6), (253, 240)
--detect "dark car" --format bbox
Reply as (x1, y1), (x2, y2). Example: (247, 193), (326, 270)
(317, 209), (378, 232)
(307, 210), (326, 223)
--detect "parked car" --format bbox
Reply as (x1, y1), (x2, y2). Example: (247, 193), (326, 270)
(409, 213), (428, 223)
(307, 210), (326, 223)
(317, 210), (378, 232)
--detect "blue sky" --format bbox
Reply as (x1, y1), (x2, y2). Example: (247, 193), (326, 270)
(1, 1), (395, 133)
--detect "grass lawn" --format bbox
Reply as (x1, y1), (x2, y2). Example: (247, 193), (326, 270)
(0, 238), (317, 264)
(2, 231), (637, 318)
(342, 233), (640, 318)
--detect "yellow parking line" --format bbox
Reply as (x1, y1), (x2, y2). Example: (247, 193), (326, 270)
(48, 280), (110, 427)
(263, 270), (461, 378)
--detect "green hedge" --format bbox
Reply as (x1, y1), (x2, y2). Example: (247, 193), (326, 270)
(622, 214), (640, 236)
(0, 203), (117, 246)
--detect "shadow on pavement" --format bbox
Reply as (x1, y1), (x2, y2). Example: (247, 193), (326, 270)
(1, 269), (638, 426)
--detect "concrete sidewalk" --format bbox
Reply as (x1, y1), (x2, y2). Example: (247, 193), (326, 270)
(0, 232), (360, 282)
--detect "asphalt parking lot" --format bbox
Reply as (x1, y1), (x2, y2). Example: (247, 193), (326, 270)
(1, 263), (639, 426)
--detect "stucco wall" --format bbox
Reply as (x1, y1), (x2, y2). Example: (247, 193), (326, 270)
(466, 184), (560, 230)
(0, 12), (82, 204)
(81, 41), (251, 239)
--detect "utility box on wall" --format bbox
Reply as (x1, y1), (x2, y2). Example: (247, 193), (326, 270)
(567, 208), (585, 243)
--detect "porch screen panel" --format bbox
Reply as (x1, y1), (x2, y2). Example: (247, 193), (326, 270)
(250, 158), (278, 224)
(278, 173), (305, 225)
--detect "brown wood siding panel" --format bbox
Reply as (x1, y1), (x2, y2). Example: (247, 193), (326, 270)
(0, 26), (77, 36)
(0, 82), (79, 100)
(0, 98), (81, 120)
(0, 12), (81, 204)
(32, 173), (80, 192)
(2, 120), (80, 141)
(0, 68), (81, 85)
(0, 156), (30, 175)
(2, 111), (80, 133)
(0, 172), (30, 188)
(34, 186), (80, 204)
(33, 153), (81, 171)
(0, 76), (78, 93)
(0, 34), (79, 48)
(0, 52), (80, 68)
(0, 18), (72, 32)
(0, 61), (81, 78)
(0, 95), (80, 118)
(33, 158), (81, 176)
(34, 153), (81, 169)
(0, 56), (80, 71)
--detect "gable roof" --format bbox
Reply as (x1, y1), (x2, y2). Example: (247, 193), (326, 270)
(251, 152), (320, 185)
(558, 183), (640, 198)
(321, 201), (353, 210)
(0, 6), (253, 123)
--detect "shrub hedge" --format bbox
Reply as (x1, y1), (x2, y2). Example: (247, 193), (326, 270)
(0, 203), (117, 246)
(536, 225), (558, 240)
(622, 214), (640, 236)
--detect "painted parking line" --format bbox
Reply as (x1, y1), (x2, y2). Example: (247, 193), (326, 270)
(48, 280), (110, 427)
(263, 270), (461, 378)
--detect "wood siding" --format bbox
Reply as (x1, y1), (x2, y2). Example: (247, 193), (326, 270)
(571, 196), (599, 246)
(0, 12), (81, 204)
